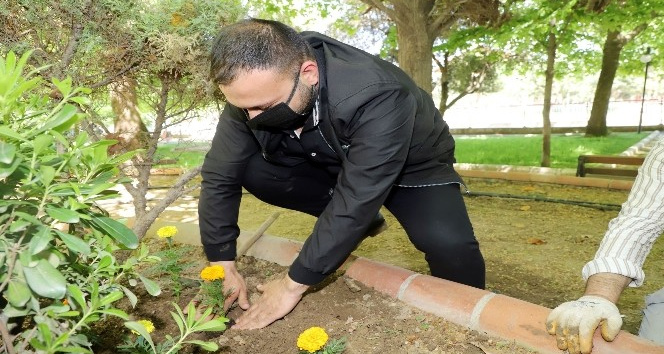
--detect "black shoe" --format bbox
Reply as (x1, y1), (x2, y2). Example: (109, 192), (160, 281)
(364, 213), (388, 237)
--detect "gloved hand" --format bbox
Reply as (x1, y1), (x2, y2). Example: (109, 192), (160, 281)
(546, 295), (623, 354)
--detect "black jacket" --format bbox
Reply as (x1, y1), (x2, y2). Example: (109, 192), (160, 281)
(199, 32), (461, 285)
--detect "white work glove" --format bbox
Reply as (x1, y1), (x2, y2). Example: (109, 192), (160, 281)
(546, 295), (623, 354)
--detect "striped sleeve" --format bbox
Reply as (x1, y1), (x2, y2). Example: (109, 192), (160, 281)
(582, 139), (664, 287)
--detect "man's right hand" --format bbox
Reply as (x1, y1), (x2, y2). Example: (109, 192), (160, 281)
(210, 260), (250, 312)
(545, 295), (623, 354)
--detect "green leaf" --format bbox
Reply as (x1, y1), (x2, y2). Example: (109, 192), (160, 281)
(36, 322), (54, 346)
(108, 149), (140, 164)
(90, 216), (138, 249)
(0, 141), (16, 163)
(9, 219), (30, 233)
(170, 309), (186, 336)
(51, 346), (91, 353)
(40, 165), (56, 186)
(7, 279), (32, 307)
(0, 156), (21, 179)
(33, 134), (54, 155)
(55, 230), (91, 255)
(74, 131), (89, 147)
(23, 259), (66, 299)
(67, 285), (88, 312)
(52, 77), (73, 97)
(184, 340), (219, 351)
(15, 211), (43, 225)
(45, 207), (80, 223)
(124, 321), (156, 352)
(37, 104), (79, 134)
(137, 273), (161, 296)
(28, 226), (53, 255)
(97, 254), (113, 269)
(98, 291), (123, 306)
(120, 286), (138, 308)
(82, 182), (115, 199)
(193, 317), (228, 332)
(0, 126), (26, 142)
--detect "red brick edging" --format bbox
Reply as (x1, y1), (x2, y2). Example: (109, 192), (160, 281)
(244, 234), (664, 354)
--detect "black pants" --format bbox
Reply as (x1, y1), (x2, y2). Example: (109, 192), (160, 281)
(242, 154), (486, 289)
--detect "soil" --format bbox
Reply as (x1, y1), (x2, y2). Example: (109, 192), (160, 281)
(94, 176), (664, 353)
(92, 243), (537, 354)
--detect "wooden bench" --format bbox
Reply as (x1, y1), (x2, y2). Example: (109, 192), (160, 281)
(576, 155), (645, 178)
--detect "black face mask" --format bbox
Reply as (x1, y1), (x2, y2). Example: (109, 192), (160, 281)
(245, 73), (317, 131)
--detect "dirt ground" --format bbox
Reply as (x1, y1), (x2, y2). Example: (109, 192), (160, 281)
(92, 244), (537, 354)
(92, 176), (664, 353)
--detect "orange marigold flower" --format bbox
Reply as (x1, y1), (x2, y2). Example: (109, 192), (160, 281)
(297, 326), (328, 353)
(200, 265), (225, 281)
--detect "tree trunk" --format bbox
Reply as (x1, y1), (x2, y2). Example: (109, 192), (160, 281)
(110, 76), (147, 154)
(541, 31), (556, 167)
(434, 53), (449, 116)
(585, 31), (623, 136)
(392, 0), (436, 94)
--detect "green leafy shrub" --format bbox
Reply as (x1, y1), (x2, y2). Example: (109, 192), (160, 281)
(0, 50), (228, 354)
(0, 50), (160, 353)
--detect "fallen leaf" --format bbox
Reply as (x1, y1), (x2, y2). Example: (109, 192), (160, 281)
(526, 237), (546, 245)
(519, 205), (531, 211)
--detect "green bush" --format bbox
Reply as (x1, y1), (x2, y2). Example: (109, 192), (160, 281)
(0, 50), (161, 353)
(0, 50), (227, 354)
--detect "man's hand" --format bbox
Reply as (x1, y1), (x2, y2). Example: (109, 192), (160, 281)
(232, 274), (309, 330)
(211, 261), (250, 312)
(546, 295), (623, 354)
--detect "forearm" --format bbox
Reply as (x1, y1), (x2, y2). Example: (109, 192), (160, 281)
(584, 273), (631, 303)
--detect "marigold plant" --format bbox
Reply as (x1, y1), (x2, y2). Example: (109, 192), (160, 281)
(199, 265), (226, 316)
(200, 265), (225, 281)
(157, 226), (178, 238)
(296, 327), (346, 354)
(297, 327), (329, 353)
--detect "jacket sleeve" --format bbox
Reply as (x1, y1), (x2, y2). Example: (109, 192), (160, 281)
(199, 105), (259, 262)
(289, 83), (417, 285)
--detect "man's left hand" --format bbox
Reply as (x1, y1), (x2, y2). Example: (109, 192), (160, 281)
(232, 274), (309, 330)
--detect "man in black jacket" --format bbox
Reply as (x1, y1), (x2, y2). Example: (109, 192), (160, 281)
(200, 18), (485, 329)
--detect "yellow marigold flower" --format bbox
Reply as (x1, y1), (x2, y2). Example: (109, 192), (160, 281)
(132, 319), (155, 335)
(297, 327), (328, 353)
(157, 226), (178, 238)
(200, 265), (225, 281)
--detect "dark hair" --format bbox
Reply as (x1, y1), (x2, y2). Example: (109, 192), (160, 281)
(209, 18), (314, 85)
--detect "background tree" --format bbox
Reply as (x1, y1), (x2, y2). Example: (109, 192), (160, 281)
(432, 42), (501, 116)
(583, 0), (661, 136)
(356, 0), (503, 94)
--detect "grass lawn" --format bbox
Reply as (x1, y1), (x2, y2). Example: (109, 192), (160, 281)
(155, 132), (648, 169)
(155, 141), (209, 168)
(454, 132), (646, 168)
